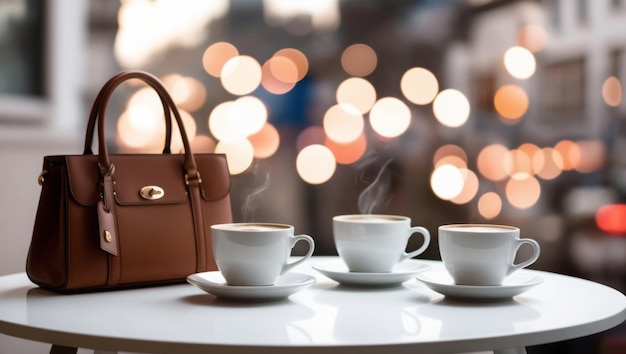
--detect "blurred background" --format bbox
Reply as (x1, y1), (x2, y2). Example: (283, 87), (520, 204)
(2, 0), (626, 353)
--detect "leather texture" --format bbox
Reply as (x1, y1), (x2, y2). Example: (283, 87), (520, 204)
(26, 71), (233, 292)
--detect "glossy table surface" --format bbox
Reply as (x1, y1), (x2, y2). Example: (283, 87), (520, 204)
(0, 257), (625, 354)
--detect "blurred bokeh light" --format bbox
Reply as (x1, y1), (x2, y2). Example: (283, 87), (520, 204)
(202, 42), (239, 78)
(506, 173), (541, 209)
(296, 144), (337, 184)
(369, 97), (411, 138)
(248, 123), (280, 159)
(325, 132), (367, 165)
(341, 43), (377, 77)
(478, 192), (503, 220)
(432, 89), (470, 128)
(215, 138), (255, 175)
(221, 55), (262, 95)
(477, 144), (509, 182)
(494, 84), (529, 121)
(323, 104), (364, 143)
(431, 164), (464, 200)
(336, 77), (377, 114)
(504, 46), (536, 79)
(602, 76), (622, 107)
(596, 204), (626, 235)
(401, 67), (439, 105)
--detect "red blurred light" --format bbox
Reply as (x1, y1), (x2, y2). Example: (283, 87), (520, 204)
(596, 204), (626, 235)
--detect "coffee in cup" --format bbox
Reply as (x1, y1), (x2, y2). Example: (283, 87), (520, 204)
(438, 224), (540, 286)
(211, 223), (315, 286)
(333, 214), (431, 273)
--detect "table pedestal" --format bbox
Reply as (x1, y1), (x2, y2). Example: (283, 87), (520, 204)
(50, 345), (115, 354)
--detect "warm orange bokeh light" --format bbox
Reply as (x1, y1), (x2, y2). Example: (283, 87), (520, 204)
(518, 143), (541, 171)
(477, 144), (509, 181)
(323, 104), (364, 143)
(296, 144), (337, 184)
(325, 133), (367, 165)
(203, 42), (239, 77)
(221, 55), (262, 96)
(400, 67), (439, 105)
(169, 110), (198, 153)
(494, 85), (529, 121)
(117, 109), (161, 152)
(602, 76), (622, 107)
(478, 192), (502, 220)
(369, 97), (411, 138)
(596, 204), (626, 235)
(261, 58), (296, 94)
(117, 86), (168, 152)
(504, 149), (533, 176)
(162, 74), (207, 112)
(533, 147), (563, 180)
(554, 140), (581, 171)
(517, 143), (541, 174)
(575, 140), (606, 173)
(450, 168), (479, 205)
(516, 24), (548, 53)
(274, 48), (309, 82)
(268, 55), (299, 84)
(208, 97), (267, 142)
(248, 123), (280, 159)
(506, 173), (541, 209)
(341, 43), (377, 77)
(433, 144), (468, 168)
(191, 134), (216, 153)
(208, 101), (237, 141)
(215, 138), (255, 175)
(232, 96), (268, 136)
(435, 155), (467, 169)
(336, 77), (377, 114)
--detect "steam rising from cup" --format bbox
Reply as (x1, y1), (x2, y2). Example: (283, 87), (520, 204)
(241, 165), (270, 222)
(357, 157), (393, 214)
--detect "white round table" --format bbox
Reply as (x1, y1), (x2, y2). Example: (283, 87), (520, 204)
(0, 257), (624, 354)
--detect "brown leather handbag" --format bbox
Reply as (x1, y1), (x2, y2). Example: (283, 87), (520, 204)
(26, 70), (232, 292)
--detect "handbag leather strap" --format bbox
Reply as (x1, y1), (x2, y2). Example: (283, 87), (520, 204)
(83, 70), (174, 156)
(85, 71), (208, 284)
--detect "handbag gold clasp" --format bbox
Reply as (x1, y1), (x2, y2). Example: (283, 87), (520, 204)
(37, 170), (48, 185)
(140, 186), (165, 200)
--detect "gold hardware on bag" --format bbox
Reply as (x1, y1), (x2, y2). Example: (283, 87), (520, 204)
(104, 231), (112, 243)
(140, 186), (165, 200)
(37, 170), (48, 185)
(185, 172), (202, 185)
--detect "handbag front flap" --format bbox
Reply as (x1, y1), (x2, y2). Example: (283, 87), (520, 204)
(66, 154), (231, 207)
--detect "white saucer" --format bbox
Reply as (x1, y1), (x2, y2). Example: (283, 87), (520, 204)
(312, 259), (430, 287)
(186, 272), (316, 302)
(415, 270), (543, 301)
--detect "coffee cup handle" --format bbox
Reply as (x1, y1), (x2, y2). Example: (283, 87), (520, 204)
(508, 238), (541, 275)
(282, 234), (315, 275)
(401, 226), (431, 261)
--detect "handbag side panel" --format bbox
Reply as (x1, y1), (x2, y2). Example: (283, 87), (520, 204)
(27, 156), (109, 291)
(196, 153), (233, 271)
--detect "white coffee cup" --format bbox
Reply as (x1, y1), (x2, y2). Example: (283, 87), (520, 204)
(211, 223), (315, 286)
(438, 224), (541, 286)
(333, 214), (431, 273)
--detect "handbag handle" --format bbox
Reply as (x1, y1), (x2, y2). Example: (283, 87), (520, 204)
(84, 70), (199, 180)
(83, 71), (173, 155)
